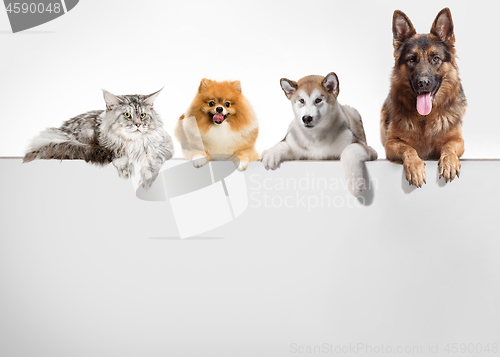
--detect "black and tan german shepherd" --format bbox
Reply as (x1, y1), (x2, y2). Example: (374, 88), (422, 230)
(381, 8), (467, 187)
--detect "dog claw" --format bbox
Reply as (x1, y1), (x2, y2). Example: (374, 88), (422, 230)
(423, 179), (426, 184)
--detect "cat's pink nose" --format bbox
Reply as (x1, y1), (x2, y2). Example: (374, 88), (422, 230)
(135, 123), (141, 127)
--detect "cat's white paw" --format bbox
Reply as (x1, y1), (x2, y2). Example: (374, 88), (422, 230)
(139, 169), (157, 190)
(116, 165), (134, 179)
(192, 154), (208, 168)
(261, 150), (281, 170)
(113, 157), (133, 179)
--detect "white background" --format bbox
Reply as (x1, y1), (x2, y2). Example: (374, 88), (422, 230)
(0, 0), (498, 159)
(1, 159), (499, 356)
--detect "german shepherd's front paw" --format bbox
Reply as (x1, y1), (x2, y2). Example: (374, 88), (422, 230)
(403, 158), (426, 188)
(260, 149), (282, 170)
(439, 154), (461, 182)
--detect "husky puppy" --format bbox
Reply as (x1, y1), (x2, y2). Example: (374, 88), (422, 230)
(260, 72), (377, 196)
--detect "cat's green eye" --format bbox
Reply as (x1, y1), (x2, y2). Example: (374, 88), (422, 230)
(123, 112), (131, 119)
(140, 113), (146, 119)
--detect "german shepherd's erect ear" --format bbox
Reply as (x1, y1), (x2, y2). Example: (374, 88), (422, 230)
(280, 78), (298, 99)
(392, 10), (416, 49)
(431, 8), (455, 46)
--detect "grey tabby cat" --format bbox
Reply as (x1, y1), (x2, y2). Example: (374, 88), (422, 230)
(24, 89), (174, 189)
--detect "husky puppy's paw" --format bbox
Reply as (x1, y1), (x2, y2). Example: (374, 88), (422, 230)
(192, 154), (208, 168)
(260, 150), (282, 170)
(403, 158), (426, 188)
(366, 145), (378, 161)
(346, 176), (365, 197)
(438, 154), (461, 182)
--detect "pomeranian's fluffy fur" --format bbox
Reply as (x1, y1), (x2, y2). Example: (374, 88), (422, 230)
(175, 79), (259, 171)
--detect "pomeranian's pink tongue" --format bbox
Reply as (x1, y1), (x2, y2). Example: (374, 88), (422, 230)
(417, 93), (432, 116)
(213, 113), (224, 123)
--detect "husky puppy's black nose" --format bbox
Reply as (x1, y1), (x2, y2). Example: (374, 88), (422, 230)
(216, 106), (224, 113)
(302, 115), (313, 124)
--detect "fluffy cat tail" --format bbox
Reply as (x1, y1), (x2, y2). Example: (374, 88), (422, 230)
(23, 128), (112, 165)
(341, 143), (378, 197)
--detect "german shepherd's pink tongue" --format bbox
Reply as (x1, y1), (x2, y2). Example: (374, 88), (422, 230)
(213, 113), (224, 124)
(417, 93), (432, 116)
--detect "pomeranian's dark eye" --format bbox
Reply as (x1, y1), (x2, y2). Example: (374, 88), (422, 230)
(209, 101), (215, 107)
(224, 102), (230, 108)
(299, 98), (305, 104)
(315, 98), (322, 104)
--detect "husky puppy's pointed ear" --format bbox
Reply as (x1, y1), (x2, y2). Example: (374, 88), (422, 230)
(198, 78), (212, 93)
(102, 89), (122, 110)
(144, 87), (163, 106)
(392, 10), (416, 49)
(431, 8), (455, 46)
(231, 80), (242, 92)
(322, 72), (340, 97)
(280, 78), (298, 99)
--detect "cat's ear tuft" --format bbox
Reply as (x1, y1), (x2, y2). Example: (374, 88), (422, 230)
(144, 87), (163, 107)
(102, 89), (121, 110)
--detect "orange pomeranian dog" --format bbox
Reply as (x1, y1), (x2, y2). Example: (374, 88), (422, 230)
(175, 79), (259, 171)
